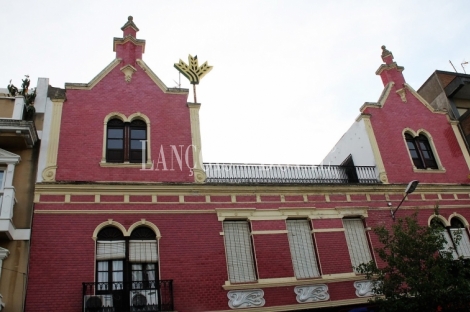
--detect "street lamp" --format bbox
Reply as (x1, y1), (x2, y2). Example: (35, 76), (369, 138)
(390, 180), (419, 220)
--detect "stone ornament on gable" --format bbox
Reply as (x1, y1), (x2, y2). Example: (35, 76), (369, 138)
(294, 284), (329, 303)
(227, 289), (265, 309)
(120, 64), (137, 83)
(354, 280), (376, 297)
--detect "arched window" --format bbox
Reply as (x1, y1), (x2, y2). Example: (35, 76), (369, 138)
(433, 219), (458, 259)
(405, 133), (438, 169)
(106, 118), (147, 163)
(94, 226), (159, 309)
(449, 218), (470, 258)
(96, 226), (126, 291)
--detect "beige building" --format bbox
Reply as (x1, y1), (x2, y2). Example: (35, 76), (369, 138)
(0, 79), (64, 311)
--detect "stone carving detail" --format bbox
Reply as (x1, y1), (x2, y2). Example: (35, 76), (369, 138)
(42, 166), (57, 182)
(294, 284), (329, 303)
(193, 168), (207, 184)
(396, 88), (407, 103)
(379, 172), (388, 183)
(227, 289), (265, 309)
(354, 280), (375, 297)
(120, 64), (137, 83)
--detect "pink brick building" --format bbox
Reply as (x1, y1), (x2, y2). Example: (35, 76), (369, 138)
(25, 18), (470, 312)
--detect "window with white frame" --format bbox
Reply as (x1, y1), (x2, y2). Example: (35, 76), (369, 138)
(343, 218), (373, 272)
(286, 219), (320, 279)
(223, 221), (257, 283)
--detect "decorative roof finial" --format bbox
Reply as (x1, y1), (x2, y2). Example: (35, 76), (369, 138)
(121, 15), (139, 32)
(381, 45), (392, 58)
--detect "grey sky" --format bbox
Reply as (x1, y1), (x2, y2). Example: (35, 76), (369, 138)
(2, 1), (469, 164)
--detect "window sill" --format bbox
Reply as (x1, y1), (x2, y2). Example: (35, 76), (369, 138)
(413, 167), (446, 173)
(222, 273), (361, 290)
(99, 161), (153, 169)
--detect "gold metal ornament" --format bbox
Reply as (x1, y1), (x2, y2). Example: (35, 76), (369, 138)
(174, 55), (212, 103)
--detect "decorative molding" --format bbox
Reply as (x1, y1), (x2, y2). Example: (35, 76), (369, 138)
(227, 289), (265, 309)
(395, 87), (407, 103)
(354, 280), (375, 297)
(136, 59), (189, 94)
(214, 297), (369, 312)
(312, 228), (344, 233)
(294, 284), (329, 303)
(65, 59), (121, 90)
(361, 115), (388, 184)
(251, 230), (288, 235)
(41, 99), (64, 182)
(120, 64), (137, 83)
(223, 273), (361, 290)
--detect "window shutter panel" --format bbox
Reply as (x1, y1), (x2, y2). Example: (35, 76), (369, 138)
(287, 220), (320, 278)
(451, 228), (470, 258)
(96, 241), (126, 260)
(129, 240), (158, 263)
(441, 230), (458, 259)
(343, 219), (372, 272)
(223, 221), (257, 283)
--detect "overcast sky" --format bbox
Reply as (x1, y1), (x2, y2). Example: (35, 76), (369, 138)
(2, 1), (469, 165)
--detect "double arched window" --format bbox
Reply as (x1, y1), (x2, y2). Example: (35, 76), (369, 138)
(106, 118), (147, 163)
(96, 226), (158, 292)
(433, 217), (470, 259)
(405, 133), (438, 169)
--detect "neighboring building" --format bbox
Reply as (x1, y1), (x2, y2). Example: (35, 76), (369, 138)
(0, 79), (63, 311)
(24, 18), (470, 312)
(417, 70), (470, 154)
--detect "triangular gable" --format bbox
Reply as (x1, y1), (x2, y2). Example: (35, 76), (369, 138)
(0, 148), (20, 164)
(360, 82), (447, 115)
(65, 58), (189, 95)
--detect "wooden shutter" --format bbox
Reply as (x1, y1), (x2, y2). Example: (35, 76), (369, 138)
(223, 221), (257, 283)
(129, 240), (158, 262)
(96, 241), (126, 260)
(287, 220), (320, 278)
(343, 219), (372, 272)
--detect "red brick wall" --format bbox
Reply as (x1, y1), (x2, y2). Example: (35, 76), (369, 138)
(56, 63), (194, 183)
(363, 81), (470, 184)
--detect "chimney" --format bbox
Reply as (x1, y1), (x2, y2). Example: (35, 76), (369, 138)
(376, 45), (405, 87)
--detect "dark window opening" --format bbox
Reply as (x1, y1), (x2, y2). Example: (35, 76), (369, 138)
(405, 133), (438, 169)
(106, 118), (147, 163)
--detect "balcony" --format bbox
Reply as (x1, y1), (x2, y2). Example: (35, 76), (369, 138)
(203, 163), (380, 184)
(0, 96), (38, 149)
(83, 280), (173, 312)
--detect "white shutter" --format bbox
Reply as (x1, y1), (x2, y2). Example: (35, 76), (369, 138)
(451, 228), (470, 258)
(343, 219), (372, 272)
(129, 240), (158, 262)
(96, 241), (126, 260)
(441, 230), (458, 259)
(287, 220), (320, 278)
(223, 221), (257, 283)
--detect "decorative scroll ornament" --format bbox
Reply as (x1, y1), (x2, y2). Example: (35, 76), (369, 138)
(354, 280), (376, 297)
(294, 284), (329, 303)
(227, 289), (265, 309)
(174, 55), (213, 103)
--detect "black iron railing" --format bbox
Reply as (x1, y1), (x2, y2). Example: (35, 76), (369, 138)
(82, 280), (173, 312)
(203, 163), (379, 184)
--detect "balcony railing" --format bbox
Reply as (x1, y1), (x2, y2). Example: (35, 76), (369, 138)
(203, 163), (379, 184)
(83, 280), (173, 312)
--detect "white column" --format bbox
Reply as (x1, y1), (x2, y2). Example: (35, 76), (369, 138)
(12, 96), (25, 120)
